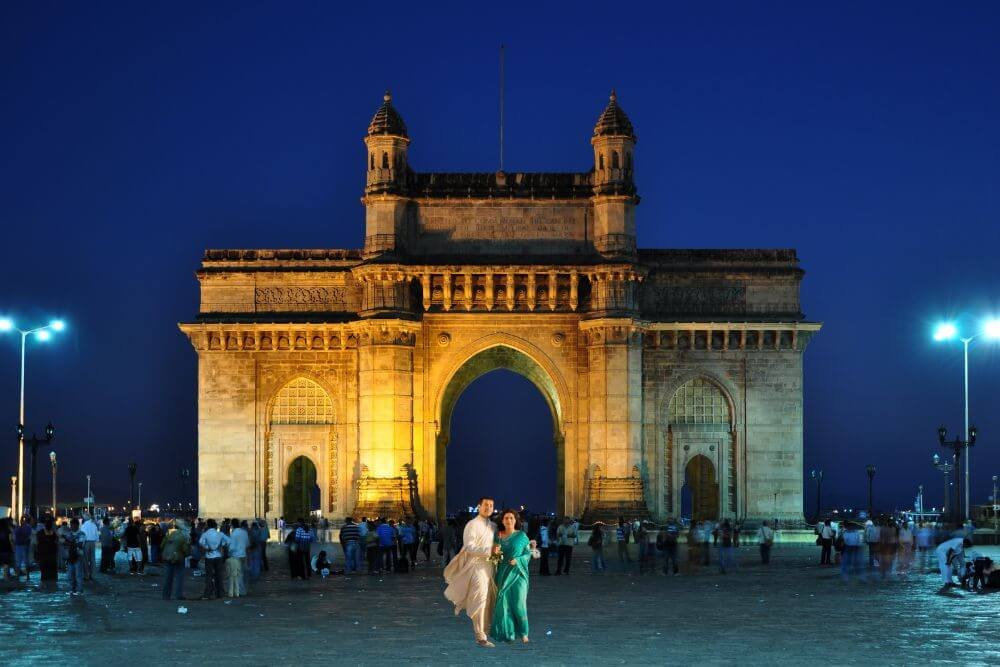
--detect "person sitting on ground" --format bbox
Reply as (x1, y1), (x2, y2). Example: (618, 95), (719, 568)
(312, 550), (332, 577)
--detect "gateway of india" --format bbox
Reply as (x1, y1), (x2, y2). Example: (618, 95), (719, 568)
(180, 91), (820, 524)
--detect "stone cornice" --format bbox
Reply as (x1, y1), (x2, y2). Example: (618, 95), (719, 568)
(178, 319), (422, 352)
(641, 321), (822, 352)
(576, 319), (821, 351)
(642, 321), (822, 332)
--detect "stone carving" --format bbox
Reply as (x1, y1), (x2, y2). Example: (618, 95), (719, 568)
(255, 286), (352, 311)
(550, 332), (565, 347)
(437, 333), (451, 347)
(643, 283), (746, 315)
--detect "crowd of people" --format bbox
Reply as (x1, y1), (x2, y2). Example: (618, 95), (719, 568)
(815, 516), (995, 589)
(0, 513), (272, 600)
(582, 517), (778, 576)
(2, 509), (995, 600)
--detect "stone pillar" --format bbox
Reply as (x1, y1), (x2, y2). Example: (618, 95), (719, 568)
(744, 350), (806, 522)
(569, 271), (579, 311)
(354, 322), (418, 518)
(443, 273), (453, 311)
(484, 274), (494, 311)
(581, 319), (648, 521)
(196, 351), (258, 518)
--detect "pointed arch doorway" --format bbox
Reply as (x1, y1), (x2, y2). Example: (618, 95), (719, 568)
(283, 456), (320, 521)
(684, 455), (719, 522)
(667, 376), (737, 521)
(446, 369), (556, 515)
(266, 376), (337, 520)
(433, 344), (568, 519)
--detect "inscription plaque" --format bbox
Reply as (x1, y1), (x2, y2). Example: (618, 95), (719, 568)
(643, 283), (747, 315)
(415, 205), (587, 253)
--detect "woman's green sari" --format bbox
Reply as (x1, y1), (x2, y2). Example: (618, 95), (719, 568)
(489, 530), (531, 642)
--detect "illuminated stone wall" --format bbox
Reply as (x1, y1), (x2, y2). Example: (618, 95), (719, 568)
(181, 93), (819, 523)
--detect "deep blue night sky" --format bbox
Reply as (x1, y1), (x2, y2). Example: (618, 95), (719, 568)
(2, 2), (999, 514)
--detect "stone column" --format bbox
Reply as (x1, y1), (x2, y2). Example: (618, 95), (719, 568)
(421, 273), (431, 311)
(195, 349), (258, 518)
(355, 322), (418, 518)
(463, 272), (473, 311)
(580, 319), (647, 524)
(442, 273), (452, 311)
(485, 274), (494, 311)
(569, 271), (579, 311)
(583, 321), (643, 477)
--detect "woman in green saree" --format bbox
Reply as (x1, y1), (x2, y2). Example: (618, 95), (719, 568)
(490, 509), (532, 643)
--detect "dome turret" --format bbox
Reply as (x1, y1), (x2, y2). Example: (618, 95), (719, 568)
(593, 90), (635, 139)
(367, 90), (408, 138)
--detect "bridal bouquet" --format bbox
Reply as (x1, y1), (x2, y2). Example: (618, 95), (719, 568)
(488, 548), (504, 567)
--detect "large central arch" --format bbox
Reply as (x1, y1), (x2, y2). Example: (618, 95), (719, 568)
(431, 338), (570, 519)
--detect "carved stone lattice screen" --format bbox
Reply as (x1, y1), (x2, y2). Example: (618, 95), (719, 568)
(267, 378), (336, 514)
(668, 378), (728, 424)
(271, 378), (335, 425)
(668, 377), (736, 516)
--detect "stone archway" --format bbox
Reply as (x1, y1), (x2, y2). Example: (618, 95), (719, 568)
(433, 343), (567, 519)
(666, 376), (737, 520)
(684, 455), (719, 521)
(283, 456), (320, 521)
(266, 377), (336, 519)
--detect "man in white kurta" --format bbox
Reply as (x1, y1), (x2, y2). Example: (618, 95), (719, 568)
(936, 536), (967, 586)
(444, 498), (498, 647)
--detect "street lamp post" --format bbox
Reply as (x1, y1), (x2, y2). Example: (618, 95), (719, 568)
(992, 474), (998, 543)
(933, 319), (1000, 519)
(86, 474), (92, 515)
(866, 464), (876, 518)
(138, 481), (143, 512)
(810, 469), (823, 522)
(932, 452), (953, 519)
(180, 468), (190, 507)
(128, 463), (137, 510)
(19, 422), (54, 520)
(9, 476), (15, 515)
(0, 318), (66, 518)
(49, 451), (56, 517)
(938, 424), (976, 526)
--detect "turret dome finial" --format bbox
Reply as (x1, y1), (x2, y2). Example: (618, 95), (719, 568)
(367, 89), (408, 138)
(593, 89), (634, 139)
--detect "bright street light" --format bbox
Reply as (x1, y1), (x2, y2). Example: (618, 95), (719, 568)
(985, 319), (1000, 339)
(933, 322), (958, 341)
(931, 316), (999, 521)
(0, 317), (68, 517)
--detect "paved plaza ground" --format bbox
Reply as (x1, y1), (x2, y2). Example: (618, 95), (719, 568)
(1, 543), (998, 666)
